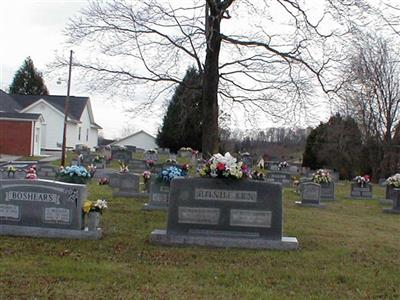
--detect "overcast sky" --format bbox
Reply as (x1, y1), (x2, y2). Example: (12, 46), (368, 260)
(1, 0), (389, 139)
(0, 0), (162, 139)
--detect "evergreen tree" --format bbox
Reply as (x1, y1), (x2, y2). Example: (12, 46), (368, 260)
(303, 114), (363, 179)
(9, 57), (49, 95)
(156, 67), (202, 152)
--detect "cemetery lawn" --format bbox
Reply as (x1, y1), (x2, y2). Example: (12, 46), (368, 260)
(1, 182), (399, 299)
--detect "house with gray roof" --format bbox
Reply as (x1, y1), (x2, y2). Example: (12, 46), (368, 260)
(0, 90), (102, 155)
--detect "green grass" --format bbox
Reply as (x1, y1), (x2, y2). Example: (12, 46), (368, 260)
(1, 182), (399, 299)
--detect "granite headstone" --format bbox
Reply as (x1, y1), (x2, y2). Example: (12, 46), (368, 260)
(0, 179), (100, 239)
(296, 182), (325, 207)
(350, 183), (373, 199)
(143, 180), (170, 210)
(112, 173), (147, 198)
(150, 177), (298, 250)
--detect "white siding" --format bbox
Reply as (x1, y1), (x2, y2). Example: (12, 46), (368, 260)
(24, 101), (64, 150)
(114, 131), (157, 150)
(23, 100), (99, 150)
(79, 106), (98, 149)
(33, 121), (42, 156)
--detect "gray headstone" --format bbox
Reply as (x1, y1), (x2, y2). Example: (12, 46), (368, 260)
(150, 178), (298, 250)
(36, 165), (58, 180)
(112, 149), (132, 163)
(144, 153), (158, 162)
(350, 183), (373, 199)
(266, 172), (292, 187)
(178, 150), (192, 158)
(0, 179), (100, 239)
(143, 180), (170, 210)
(385, 185), (396, 201)
(383, 188), (400, 214)
(300, 182), (321, 204)
(128, 160), (148, 173)
(320, 182), (335, 201)
(112, 173), (147, 198)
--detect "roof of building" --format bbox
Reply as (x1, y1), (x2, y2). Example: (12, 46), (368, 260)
(11, 94), (89, 121)
(0, 90), (21, 112)
(0, 111), (42, 121)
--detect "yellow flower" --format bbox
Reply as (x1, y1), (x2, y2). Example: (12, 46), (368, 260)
(82, 200), (93, 214)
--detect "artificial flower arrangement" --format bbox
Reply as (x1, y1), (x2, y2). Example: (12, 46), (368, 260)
(87, 164), (97, 177)
(386, 173), (400, 187)
(82, 199), (108, 214)
(278, 161), (289, 169)
(98, 177), (110, 185)
(93, 155), (104, 163)
(192, 149), (199, 155)
(57, 165), (91, 184)
(252, 170), (264, 181)
(143, 170), (152, 184)
(118, 160), (129, 173)
(166, 158), (177, 165)
(353, 175), (370, 187)
(25, 165), (37, 180)
(7, 165), (17, 177)
(158, 165), (188, 184)
(312, 169), (332, 184)
(179, 147), (193, 152)
(199, 152), (251, 180)
(145, 159), (155, 168)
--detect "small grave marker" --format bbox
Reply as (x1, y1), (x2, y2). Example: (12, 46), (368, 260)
(143, 180), (170, 210)
(295, 182), (325, 208)
(350, 183), (373, 199)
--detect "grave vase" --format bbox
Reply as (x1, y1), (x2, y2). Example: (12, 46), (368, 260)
(88, 211), (100, 231)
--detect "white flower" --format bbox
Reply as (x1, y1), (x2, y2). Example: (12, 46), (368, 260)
(212, 152), (237, 167)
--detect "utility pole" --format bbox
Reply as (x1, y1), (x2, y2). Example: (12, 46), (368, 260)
(60, 50), (73, 167)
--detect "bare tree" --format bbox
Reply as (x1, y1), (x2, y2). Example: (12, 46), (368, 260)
(57, 0), (370, 156)
(337, 33), (400, 176)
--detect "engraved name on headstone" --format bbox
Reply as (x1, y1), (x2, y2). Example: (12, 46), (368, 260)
(195, 188), (257, 202)
(178, 207), (220, 225)
(44, 207), (71, 224)
(0, 204), (20, 220)
(230, 209), (271, 228)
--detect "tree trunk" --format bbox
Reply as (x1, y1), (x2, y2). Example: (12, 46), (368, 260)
(202, 6), (221, 157)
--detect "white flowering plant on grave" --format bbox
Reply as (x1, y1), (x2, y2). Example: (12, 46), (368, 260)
(312, 169), (332, 184)
(353, 175), (370, 187)
(199, 152), (251, 180)
(386, 173), (400, 187)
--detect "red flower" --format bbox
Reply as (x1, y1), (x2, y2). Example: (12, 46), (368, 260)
(216, 163), (226, 171)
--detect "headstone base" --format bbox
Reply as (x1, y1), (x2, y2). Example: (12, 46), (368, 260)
(150, 229), (298, 250)
(113, 191), (148, 198)
(0, 224), (102, 240)
(383, 208), (400, 214)
(346, 196), (374, 200)
(295, 201), (326, 208)
(142, 203), (168, 211)
(380, 199), (393, 205)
